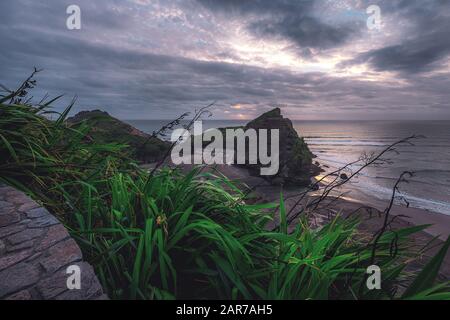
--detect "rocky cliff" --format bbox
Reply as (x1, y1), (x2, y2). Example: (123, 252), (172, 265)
(67, 110), (170, 163)
(244, 108), (319, 186)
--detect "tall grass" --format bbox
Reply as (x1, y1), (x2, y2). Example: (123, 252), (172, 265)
(1, 87), (449, 299)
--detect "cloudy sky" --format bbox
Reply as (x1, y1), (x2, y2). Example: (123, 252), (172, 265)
(1, 0), (450, 120)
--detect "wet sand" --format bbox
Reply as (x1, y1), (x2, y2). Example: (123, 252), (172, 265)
(209, 164), (449, 234)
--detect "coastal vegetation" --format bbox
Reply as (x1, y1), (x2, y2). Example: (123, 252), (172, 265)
(1, 73), (449, 300)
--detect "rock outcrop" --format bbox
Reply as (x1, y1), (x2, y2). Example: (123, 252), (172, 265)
(232, 108), (319, 186)
(67, 110), (170, 163)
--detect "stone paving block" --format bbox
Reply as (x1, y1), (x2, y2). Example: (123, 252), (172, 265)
(0, 211), (20, 227)
(7, 239), (35, 252)
(0, 186), (10, 194)
(19, 218), (31, 225)
(0, 249), (33, 271)
(36, 224), (69, 251)
(6, 189), (24, 197)
(8, 194), (32, 205)
(0, 200), (14, 211)
(0, 223), (26, 239)
(38, 262), (101, 300)
(24, 252), (43, 263)
(28, 215), (59, 228)
(26, 207), (50, 219)
(0, 207), (15, 216)
(39, 239), (82, 273)
(37, 267), (69, 299)
(79, 263), (104, 299)
(7, 228), (44, 245)
(0, 239), (5, 255)
(54, 264), (103, 300)
(5, 289), (32, 300)
(0, 262), (40, 298)
(18, 201), (40, 212)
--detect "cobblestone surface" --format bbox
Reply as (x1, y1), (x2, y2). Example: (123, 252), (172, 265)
(0, 185), (107, 300)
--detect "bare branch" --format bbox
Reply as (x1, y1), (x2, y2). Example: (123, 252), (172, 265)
(283, 135), (419, 228)
(0, 67), (42, 104)
(146, 101), (216, 179)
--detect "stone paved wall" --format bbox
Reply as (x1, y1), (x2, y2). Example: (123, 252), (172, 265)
(0, 185), (107, 300)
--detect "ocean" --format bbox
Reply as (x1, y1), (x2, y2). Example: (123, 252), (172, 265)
(126, 119), (450, 216)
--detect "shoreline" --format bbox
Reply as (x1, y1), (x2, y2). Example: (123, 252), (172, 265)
(167, 162), (450, 239)
(338, 193), (450, 241)
(202, 163), (450, 239)
(311, 160), (450, 240)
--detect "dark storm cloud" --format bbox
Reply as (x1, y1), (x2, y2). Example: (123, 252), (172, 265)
(1, 0), (450, 120)
(0, 12), (292, 118)
(1, 18), (414, 120)
(197, 0), (359, 54)
(249, 15), (356, 52)
(343, 0), (450, 74)
(0, 0), (322, 117)
(349, 29), (450, 73)
(196, 0), (313, 15)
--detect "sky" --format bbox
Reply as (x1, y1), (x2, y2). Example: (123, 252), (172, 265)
(1, 0), (450, 120)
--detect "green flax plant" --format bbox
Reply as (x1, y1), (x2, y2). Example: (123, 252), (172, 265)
(1, 73), (449, 300)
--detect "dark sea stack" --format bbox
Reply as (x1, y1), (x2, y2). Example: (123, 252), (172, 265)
(67, 110), (170, 163)
(243, 108), (319, 186)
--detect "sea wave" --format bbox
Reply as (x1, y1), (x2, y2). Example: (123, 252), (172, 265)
(297, 120), (450, 216)
(308, 142), (387, 147)
(350, 180), (450, 216)
(307, 141), (450, 148)
(313, 152), (450, 215)
(373, 175), (450, 188)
